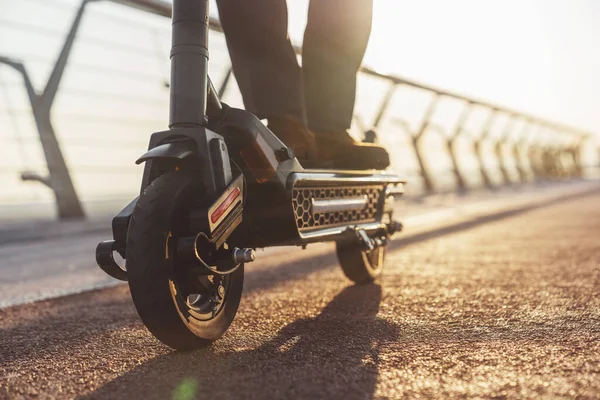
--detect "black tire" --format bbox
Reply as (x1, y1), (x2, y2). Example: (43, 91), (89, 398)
(126, 171), (244, 350)
(336, 241), (385, 284)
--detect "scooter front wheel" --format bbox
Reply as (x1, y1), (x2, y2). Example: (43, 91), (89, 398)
(126, 171), (244, 350)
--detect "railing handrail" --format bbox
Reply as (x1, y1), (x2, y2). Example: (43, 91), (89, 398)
(109, 0), (591, 139)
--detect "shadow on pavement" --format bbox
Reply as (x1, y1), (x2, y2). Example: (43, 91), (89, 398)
(0, 251), (341, 367)
(82, 284), (400, 400)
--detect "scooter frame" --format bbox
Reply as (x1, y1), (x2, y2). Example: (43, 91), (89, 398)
(97, 0), (404, 282)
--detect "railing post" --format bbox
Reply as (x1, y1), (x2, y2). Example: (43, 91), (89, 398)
(0, 0), (100, 219)
(570, 134), (586, 178)
(446, 102), (472, 191)
(362, 82), (399, 143)
(541, 128), (559, 179)
(474, 109), (497, 188)
(529, 125), (548, 181)
(412, 94), (440, 194)
(495, 115), (517, 185)
(372, 83), (398, 130)
(562, 132), (581, 178)
(513, 119), (532, 183)
(217, 67), (233, 99)
(0, 56), (86, 219)
(552, 132), (569, 178)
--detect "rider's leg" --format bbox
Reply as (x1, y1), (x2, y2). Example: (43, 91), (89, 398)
(303, 0), (371, 133)
(303, 0), (390, 170)
(216, 0), (317, 163)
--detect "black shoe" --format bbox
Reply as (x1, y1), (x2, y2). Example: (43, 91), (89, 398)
(315, 131), (390, 170)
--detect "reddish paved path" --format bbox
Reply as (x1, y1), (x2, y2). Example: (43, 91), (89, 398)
(1, 191), (599, 399)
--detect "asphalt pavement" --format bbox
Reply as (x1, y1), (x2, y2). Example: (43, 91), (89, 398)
(0, 184), (599, 399)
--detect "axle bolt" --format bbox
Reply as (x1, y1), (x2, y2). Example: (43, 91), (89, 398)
(232, 248), (256, 264)
(389, 221), (403, 235)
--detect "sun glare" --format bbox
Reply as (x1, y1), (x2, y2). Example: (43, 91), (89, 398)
(287, 0), (600, 137)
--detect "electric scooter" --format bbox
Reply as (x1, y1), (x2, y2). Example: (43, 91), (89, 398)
(96, 0), (405, 350)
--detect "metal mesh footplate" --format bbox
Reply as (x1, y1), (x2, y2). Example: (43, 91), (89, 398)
(292, 185), (384, 232)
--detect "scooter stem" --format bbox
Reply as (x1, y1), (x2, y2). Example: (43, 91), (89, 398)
(169, 0), (209, 128)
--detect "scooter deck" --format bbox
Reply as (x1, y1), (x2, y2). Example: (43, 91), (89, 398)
(286, 169), (404, 242)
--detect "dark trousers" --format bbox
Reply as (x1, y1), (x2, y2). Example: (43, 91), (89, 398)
(216, 0), (373, 133)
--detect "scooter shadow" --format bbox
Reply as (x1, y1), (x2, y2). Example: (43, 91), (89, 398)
(82, 284), (400, 400)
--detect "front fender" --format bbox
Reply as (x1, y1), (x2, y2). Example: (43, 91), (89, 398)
(135, 141), (195, 165)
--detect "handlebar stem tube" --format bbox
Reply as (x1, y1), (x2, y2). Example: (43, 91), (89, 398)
(169, 0), (209, 128)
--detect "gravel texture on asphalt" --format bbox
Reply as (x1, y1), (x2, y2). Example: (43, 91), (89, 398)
(1, 192), (599, 399)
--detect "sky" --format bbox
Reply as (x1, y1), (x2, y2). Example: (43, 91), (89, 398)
(285, 0), (600, 137)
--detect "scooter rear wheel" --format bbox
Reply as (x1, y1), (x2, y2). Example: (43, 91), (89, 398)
(126, 171), (244, 350)
(336, 241), (385, 284)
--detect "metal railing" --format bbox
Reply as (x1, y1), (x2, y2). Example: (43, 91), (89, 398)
(0, 0), (596, 220)
(116, 0), (592, 182)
